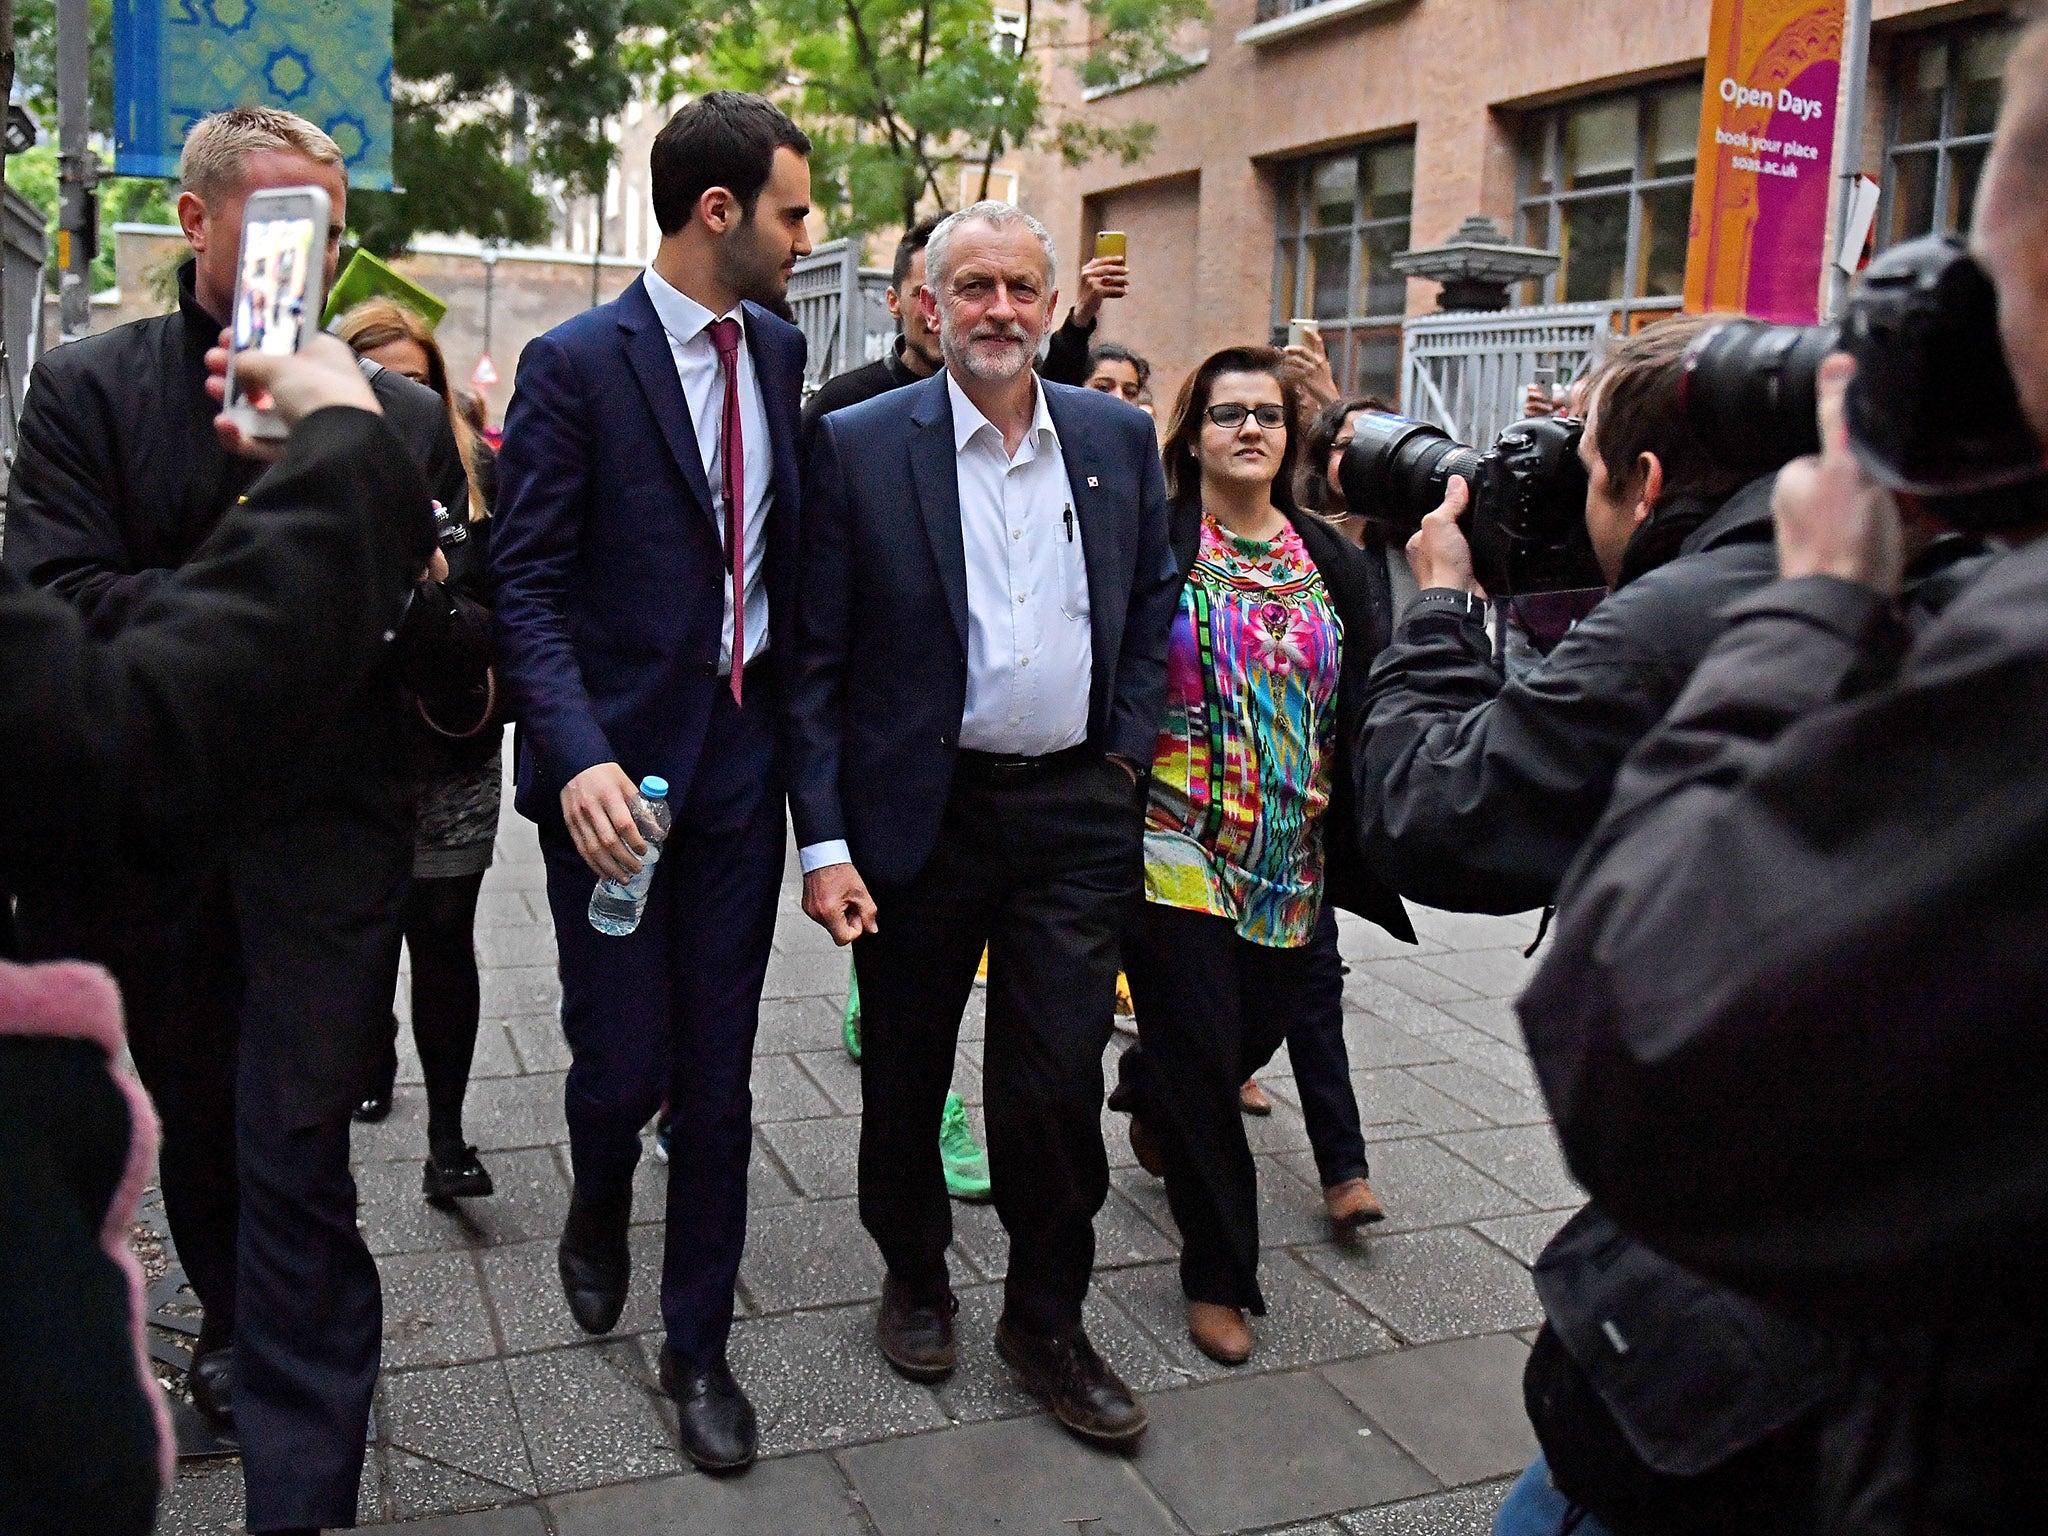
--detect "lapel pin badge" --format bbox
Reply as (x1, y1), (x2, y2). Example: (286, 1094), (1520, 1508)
(1086, 475), (1100, 488)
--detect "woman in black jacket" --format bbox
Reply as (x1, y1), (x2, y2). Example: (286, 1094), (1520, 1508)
(1113, 347), (1412, 1367)
(339, 300), (506, 1201)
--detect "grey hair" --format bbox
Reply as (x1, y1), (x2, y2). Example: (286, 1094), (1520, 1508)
(923, 201), (1058, 292)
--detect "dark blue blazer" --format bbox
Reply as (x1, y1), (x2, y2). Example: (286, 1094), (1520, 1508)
(491, 276), (807, 826)
(788, 370), (1180, 887)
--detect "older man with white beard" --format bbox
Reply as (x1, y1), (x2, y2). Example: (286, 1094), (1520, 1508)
(788, 202), (1180, 1446)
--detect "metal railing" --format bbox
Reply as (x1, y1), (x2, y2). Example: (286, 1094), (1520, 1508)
(1253, 0), (1335, 20)
(786, 238), (895, 395)
(1400, 300), (1616, 446)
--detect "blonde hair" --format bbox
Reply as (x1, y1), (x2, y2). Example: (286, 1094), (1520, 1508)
(179, 106), (344, 204)
(336, 298), (488, 522)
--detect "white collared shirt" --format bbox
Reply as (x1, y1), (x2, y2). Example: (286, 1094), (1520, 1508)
(641, 264), (772, 674)
(948, 371), (1092, 756)
(795, 371), (1093, 876)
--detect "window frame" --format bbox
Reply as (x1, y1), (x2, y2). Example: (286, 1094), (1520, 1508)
(1514, 77), (1700, 325)
(1877, 16), (2019, 250)
(1268, 135), (1416, 401)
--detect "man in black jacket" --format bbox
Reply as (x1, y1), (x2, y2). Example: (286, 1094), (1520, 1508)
(1519, 27), (2048, 1529)
(799, 215), (946, 461)
(3, 106), (465, 1535)
(1356, 316), (1842, 1535)
(0, 338), (433, 1536)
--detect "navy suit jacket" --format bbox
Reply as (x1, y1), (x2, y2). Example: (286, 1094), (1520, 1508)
(789, 370), (1180, 887)
(491, 276), (807, 827)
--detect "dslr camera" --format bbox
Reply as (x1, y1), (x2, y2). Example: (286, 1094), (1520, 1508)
(1683, 233), (2043, 528)
(1338, 411), (1603, 596)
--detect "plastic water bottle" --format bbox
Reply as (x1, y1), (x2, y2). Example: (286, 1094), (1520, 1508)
(587, 776), (672, 936)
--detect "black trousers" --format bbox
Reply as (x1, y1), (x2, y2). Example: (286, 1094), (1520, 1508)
(853, 750), (1141, 1335)
(1281, 913), (1369, 1189)
(1120, 901), (1346, 1312)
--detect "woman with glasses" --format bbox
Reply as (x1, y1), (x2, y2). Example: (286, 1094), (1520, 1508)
(1117, 348), (1412, 1365)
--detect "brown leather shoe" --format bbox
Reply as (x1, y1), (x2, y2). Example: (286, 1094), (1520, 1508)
(1186, 1302), (1252, 1365)
(1324, 1177), (1386, 1231)
(995, 1317), (1147, 1447)
(1238, 1079), (1273, 1116)
(1128, 1114), (1165, 1178)
(876, 1273), (957, 1382)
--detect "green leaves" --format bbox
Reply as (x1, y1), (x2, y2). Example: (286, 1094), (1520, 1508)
(687, 0), (1211, 235)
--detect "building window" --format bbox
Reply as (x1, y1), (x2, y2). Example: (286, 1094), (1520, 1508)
(1881, 19), (2018, 249)
(1516, 78), (1700, 324)
(1271, 138), (1414, 401)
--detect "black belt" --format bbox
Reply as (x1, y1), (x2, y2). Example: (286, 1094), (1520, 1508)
(953, 742), (1096, 782)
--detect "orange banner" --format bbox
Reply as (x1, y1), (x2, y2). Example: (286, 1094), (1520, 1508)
(1683, 0), (1846, 323)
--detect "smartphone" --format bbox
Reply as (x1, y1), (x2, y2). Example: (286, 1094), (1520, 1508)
(1287, 317), (1319, 350)
(224, 184), (333, 441)
(1094, 230), (1127, 263)
(1533, 364), (1557, 395)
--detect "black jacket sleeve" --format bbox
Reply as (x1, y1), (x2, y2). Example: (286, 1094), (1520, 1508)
(1038, 312), (1097, 387)
(1518, 559), (2048, 1305)
(5, 350), (174, 633)
(1104, 414), (1181, 768)
(0, 407), (431, 884)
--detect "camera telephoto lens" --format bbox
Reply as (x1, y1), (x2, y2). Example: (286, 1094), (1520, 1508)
(1681, 321), (1834, 476)
(1338, 413), (1482, 540)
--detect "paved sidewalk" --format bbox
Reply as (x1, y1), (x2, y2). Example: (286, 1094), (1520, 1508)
(155, 789), (1582, 1535)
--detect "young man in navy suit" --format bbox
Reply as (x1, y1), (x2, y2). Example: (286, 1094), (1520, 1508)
(791, 203), (1181, 1446)
(491, 92), (812, 1472)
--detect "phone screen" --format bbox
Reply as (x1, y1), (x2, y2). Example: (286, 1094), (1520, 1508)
(233, 214), (318, 360)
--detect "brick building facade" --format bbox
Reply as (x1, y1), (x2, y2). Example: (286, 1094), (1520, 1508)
(1013, 0), (2022, 409)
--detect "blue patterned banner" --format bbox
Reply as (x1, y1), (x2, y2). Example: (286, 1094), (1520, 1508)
(113, 0), (394, 188)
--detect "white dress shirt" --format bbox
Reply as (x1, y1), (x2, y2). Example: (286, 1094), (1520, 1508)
(642, 264), (772, 674)
(799, 371), (1092, 875)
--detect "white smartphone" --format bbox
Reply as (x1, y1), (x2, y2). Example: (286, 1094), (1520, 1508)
(1287, 317), (1319, 350)
(224, 184), (333, 441)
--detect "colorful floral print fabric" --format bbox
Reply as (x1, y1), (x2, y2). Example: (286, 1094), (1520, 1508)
(1143, 515), (1342, 947)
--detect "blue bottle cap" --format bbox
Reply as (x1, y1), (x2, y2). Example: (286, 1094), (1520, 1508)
(639, 775), (670, 799)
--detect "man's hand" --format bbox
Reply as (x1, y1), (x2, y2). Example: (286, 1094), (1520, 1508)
(205, 332), (382, 461)
(1279, 328), (1339, 409)
(1071, 255), (1129, 326)
(804, 863), (879, 946)
(1406, 477), (1483, 596)
(422, 548), (450, 583)
(1772, 355), (1903, 595)
(561, 762), (648, 883)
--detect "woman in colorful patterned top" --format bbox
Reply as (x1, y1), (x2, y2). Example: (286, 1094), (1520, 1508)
(1116, 348), (1413, 1367)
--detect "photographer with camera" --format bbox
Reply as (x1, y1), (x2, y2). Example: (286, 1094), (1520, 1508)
(1358, 313), (1769, 915)
(1519, 22), (2048, 1528)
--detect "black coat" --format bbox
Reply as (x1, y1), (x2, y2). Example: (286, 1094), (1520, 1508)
(1357, 478), (1778, 915)
(0, 408), (430, 1532)
(799, 334), (927, 465)
(1165, 494), (1414, 942)
(4, 261), (472, 821)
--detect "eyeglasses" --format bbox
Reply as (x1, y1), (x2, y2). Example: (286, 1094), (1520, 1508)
(1204, 402), (1287, 430)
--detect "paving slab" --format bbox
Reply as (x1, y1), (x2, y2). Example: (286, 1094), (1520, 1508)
(1471, 1209), (1576, 1268)
(1436, 1125), (1584, 1211)
(739, 1196), (885, 1311)
(1321, 1335), (1539, 1486)
(357, 1146), (569, 1257)
(728, 1302), (951, 1455)
(1300, 1227), (1544, 1345)
(1277, 1136), (1530, 1238)
(380, 1248), (499, 1370)
(378, 1358), (537, 1504)
(751, 1051), (841, 1122)
(1133, 1370), (1436, 1535)
(504, 1338), (688, 1494)
(1407, 1061), (1552, 1128)
(761, 1113), (866, 1198)
(1102, 1253), (1396, 1383)
(369, 1496), (550, 1534)
(1337, 1478), (1516, 1534)
(549, 1454), (871, 1535)
(1350, 1068), (1491, 1140)
(840, 1412), (1181, 1536)
(1411, 946), (1537, 1000)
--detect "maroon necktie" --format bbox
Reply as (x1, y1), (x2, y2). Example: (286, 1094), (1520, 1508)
(707, 316), (746, 706)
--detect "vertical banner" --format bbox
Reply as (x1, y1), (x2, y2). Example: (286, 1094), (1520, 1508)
(1683, 0), (1846, 324)
(112, 0), (395, 189)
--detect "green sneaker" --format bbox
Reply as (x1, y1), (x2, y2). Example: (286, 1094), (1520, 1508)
(940, 1091), (992, 1202)
(842, 969), (862, 1062)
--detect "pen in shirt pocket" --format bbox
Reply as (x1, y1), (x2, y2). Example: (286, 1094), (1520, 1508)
(1062, 504), (1074, 542)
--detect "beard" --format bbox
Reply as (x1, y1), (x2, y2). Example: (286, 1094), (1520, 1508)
(941, 318), (1038, 383)
(713, 214), (793, 310)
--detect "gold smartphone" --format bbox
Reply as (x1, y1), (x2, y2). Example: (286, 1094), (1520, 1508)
(1094, 230), (1127, 262)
